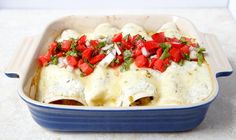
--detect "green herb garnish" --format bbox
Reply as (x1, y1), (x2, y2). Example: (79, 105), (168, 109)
(196, 47), (206, 66)
(66, 50), (78, 57)
(197, 52), (204, 66)
(56, 42), (62, 51)
(50, 55), (58, 65)
(178, 59), (184, 66)
(123, 34), (131, 41)
(71, 38), (77, 50)
(123, 49), (132, 60)
(160, 43), (171, 50)
(96, 41), (106, 48)
(183, 53), (190, 60)
(197, 47), (206, 53)
(180, 37), (188, 44)
(159, 43), (171, 60)
(120, 50), (133, 72)
(115, 58), (120, 64)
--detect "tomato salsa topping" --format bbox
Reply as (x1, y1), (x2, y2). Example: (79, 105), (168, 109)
(38, 32), (205, 76)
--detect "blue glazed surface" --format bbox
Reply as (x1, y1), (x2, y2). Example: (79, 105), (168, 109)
(23, 96), (211, 132)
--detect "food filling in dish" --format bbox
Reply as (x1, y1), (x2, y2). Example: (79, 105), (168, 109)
(36, 22), (213, 107)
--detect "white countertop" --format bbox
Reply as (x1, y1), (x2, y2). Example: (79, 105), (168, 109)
(0, 8), (236, 139)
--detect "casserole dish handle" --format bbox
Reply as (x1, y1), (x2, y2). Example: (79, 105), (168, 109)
(203, 33), (233, 77)
(5, 36), (40, 78)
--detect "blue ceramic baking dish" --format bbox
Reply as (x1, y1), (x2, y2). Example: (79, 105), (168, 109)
(5, 15), (233, 132)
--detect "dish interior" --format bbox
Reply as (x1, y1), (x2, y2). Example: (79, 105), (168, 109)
(20, 15), (219, 109)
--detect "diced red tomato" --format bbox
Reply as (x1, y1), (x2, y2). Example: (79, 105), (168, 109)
(61, 40), (72, 52)
(184, 37), (191, 42)
(191, 43), (198, 47)
(135, 40), (145, 49)
(191, 58), (198, 61)
(147, 49), (157, 55)
(151, 32), (165, 43)
(109, 55), (124, 68)
(180, 45), (190, 54)
(67, 56), (77, 67)
(77, 59), (84, 68)
(89, 54), (106, 64)
(169, 47), (182, 63)
(121, 40), (132, 50)
(133, 49), (142, 57)
(78, 35), (87, 44)
(156, 48), (163, 59)
(166, 37), (179, 42)
(149, 58), (157, 68)
(128, 34), (133, 43)
(76, 44), (86, 52)
(118, 46), (124, 53)
(116, 55), (124, 65)
(164, 58), (171, 65)
(90, 40), (99, 48)
(56, 52), (64, 57)
(132, 34), (142, 44)
(48, 41), (57, 55)
(82, 48), (93, 60)
(144, 41), (159, 51)
(38, 54), (50, 66)
(112, 33), (123, 42)
(38, 57), (47, 66)
(171, 42), (184, 49)
(153, 59), (166, 72)
(80, 63), (94, 75)
(135, 55), (148, 68)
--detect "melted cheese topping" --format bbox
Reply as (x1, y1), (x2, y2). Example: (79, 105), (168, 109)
(38, 61), (212, 106)
(83, 66), (122, 107)
(37, 23), (213, 107)
(153, 61), (212, 106)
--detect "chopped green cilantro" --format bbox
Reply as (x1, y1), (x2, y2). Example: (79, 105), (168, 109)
(123, 34), (131, 41)
(159, 43), (171, 60)
(159, 43), (171, 50)
(97, 41), (106, 48)
(197, 52), (204, 66)
(120, 50), (133, 72)
(196, 47), (205, 66)
(178, 59), (184, 66)
(50, 56), (58, 65)
(66, 50), (78, 57)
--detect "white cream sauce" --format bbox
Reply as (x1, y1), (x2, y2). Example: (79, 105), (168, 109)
(37, 23), (213, 107)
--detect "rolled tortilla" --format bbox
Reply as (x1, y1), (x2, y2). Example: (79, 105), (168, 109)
(37, 65), (86, 105)
(56, 29), (81, 42)
(156, 62), (186, 106)
(92, 23), (120, 39)
(120, 69), (158, 107)
(121, 23), (149, 40)
(84, 66), (122, 107)
(157, 22), (182, 39)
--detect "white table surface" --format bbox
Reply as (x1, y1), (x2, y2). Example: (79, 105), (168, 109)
(0, 8), (236, 140)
